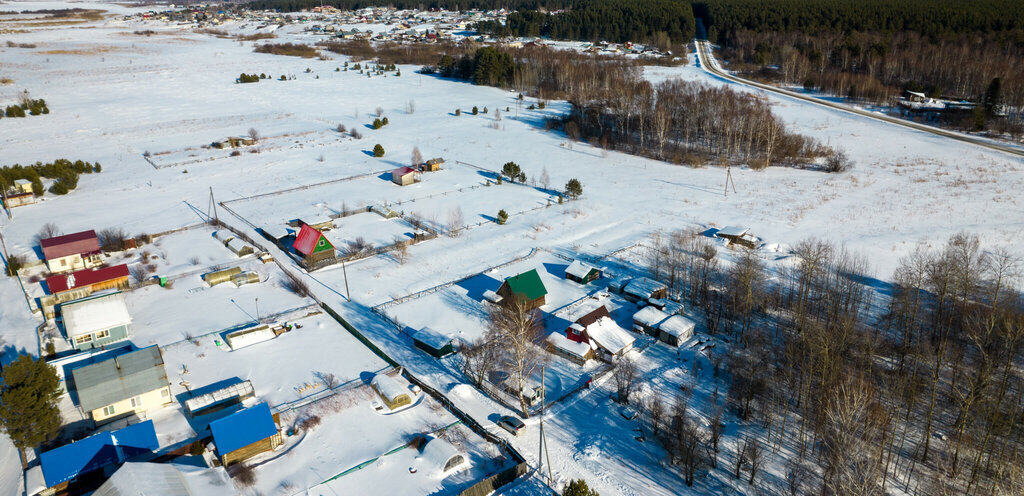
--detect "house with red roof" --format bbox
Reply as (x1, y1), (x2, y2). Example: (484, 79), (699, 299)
(293, 224), (335, 267)
(40, 230), (102, 273)
(391, 166), (418, 186)
(41, 264), (131, 318)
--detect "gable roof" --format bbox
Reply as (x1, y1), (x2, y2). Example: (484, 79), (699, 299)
(210, 402), (278, 455)
(61, 292), (132, 338)
(93, 462), (235, 496)
(565, 260), (599, 280)
(39, 420), (158, 488)
(392, 166), (417, 177)
(40, 230), (101, 260)
(293, 224), (333, 256)
(73, 346), (169, 413)
(717, 226), (749, 238)
(45, 264), (130, 294)
(659, 315), (696, 338)
(633, 306), (670, 327)
(501, 269), (547, 301)
(624, 277), (667, 299)
(584, 317), (635, 355)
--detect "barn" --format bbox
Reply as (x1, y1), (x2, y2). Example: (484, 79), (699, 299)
(293, 224), (336, 266)
(497, 269), (548, 310)
(564, 259), (601, 284)
(209, 402), (282, 466)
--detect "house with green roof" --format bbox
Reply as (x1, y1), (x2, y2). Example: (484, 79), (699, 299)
(497, 268), (548, 310)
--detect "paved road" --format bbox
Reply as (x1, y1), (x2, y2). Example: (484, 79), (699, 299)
(694, 40), (1024, 159)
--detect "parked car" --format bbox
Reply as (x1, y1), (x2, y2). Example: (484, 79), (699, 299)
(497, 415), (526, 436)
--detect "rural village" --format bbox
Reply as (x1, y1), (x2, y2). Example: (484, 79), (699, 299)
(1, 1), (1023, 496)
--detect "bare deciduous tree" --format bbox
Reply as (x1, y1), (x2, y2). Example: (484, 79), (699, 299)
(613, 355), (638, 404)
(248, 127), (260, 142)
(487, 297), (545, 417)
(461, 338), (498, 387)
(447, 206), (464, 237)
(36, 223), (61, 243)
(411, 146), (423, 167)
(392, 237), (409, 264)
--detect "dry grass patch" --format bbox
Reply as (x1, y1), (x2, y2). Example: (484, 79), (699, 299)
(236, 32), (277, 41)
(254, 42), (319, 58)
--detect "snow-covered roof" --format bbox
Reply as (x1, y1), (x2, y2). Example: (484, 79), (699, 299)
(483, 289), (502, 303)
(585, 317), (634, 355)
(658, 315), (696, 339)
(624, 277), (667, 299)
(226, 238), (250, 253)
(61, 292), (132, 338)
(303, 215), (333, 227)
(633, 306), (670, 327)
(412, 327), (454, 350)
(262, 225), (291, 240)
(717, 226), (749, 238)
(213, 230), (234, 244)
(565, 259), (598, 279)
(371, 373), (410, 403)
(417, 437), (466, 475)
(93, 462), (235, 496)
(546, 332), (591, 359)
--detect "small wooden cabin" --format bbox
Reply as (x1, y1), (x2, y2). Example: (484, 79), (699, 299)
(293, 224), (335, 266)
(209, 402), (282, 466)
(564, 259), (601, 284)
(497, 269), (548, 310)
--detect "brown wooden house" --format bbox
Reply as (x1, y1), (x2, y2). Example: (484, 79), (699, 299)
(496, 269), (548, 310)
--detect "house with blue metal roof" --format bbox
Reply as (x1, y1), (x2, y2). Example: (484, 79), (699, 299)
(209, 402), (281, 466)
(38, 420), (158, 491)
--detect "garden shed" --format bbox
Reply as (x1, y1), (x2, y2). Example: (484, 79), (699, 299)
(209, 402), (282, 466)
(412, 327), (456, 358)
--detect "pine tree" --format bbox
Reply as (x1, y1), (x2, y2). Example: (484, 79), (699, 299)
(0, 355), (62, 450)
(373, 144), (385, 157)
(563, 479), (600, 496)
(502, 161), (522, 183)
(565, 178), (583, 199)
(496, 209), (509, 224)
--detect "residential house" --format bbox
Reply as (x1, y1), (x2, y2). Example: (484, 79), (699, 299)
(391, 166), (418, 186)
(292, 224), (336, 266)
(421, 157), (444, 172)
(633, 306), (670, 336)
(372, 373), (413, 410)
(38, 420), (159, 493)
(41, 264), (131, 319)
(564, 304), (634, 356)
(40, 230), (102, 273)
(623, 277), (668, 303)
(412, 327), (456, 358)
(61, 291), (132, 350)
(657, 315), (696, 347)
(72, 346), (172, 424)
(209, 402), (282, 466)
(546, 332), (594, 365)
(496, 269), (548, 310)
(92, 462), (235, 496)
(564, 259), (600, 284)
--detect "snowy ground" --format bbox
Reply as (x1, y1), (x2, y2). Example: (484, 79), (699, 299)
(1, 2), (1023, 495)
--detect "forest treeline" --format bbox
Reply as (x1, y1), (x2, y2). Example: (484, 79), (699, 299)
(323, 40), (830, 168)
(247, 0), (575, 13)
(476, 0), (695, 46)
(697, 0), (1024, 134)
(643, 229), (1024, 494)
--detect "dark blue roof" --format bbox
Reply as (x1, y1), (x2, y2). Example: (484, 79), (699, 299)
(210, 402), (277, 455)
(39, 420), (158, 488)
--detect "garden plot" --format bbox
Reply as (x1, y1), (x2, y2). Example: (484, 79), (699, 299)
(144, 129), (338, 169)
(252, 386), (512, 496)
(123, 260), (313, 347)
(160, 312), (389, 409)
(324, 212), (418, 253)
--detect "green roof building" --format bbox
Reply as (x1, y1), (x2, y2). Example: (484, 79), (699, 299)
(497, 268), (548, 310)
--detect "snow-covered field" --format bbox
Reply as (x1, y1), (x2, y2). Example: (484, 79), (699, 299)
(1, 1), (1023, 495)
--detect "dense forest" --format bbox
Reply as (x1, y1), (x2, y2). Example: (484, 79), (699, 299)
(696, 0), (1024, 134)
(476, 0), (695, 46)
(246, 0), (574, 14)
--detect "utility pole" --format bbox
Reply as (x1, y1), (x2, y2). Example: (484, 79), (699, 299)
(255, 297), (260, 323)
(724, 166), (737, 198)
(208, 187), (219, 225)
(538, 366), (553, 486)
(341, 259), (351, 300)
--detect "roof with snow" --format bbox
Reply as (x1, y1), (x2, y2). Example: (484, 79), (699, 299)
(73, 346), (169, 413)
(501, 269), (547, 301)
(633, 306), (670, 327)
(371, 373), (410, 403)
(61, 291), (132, 338)
(624, 277), (667, 299)
(293, 224), (333, 256)
(574, 304), (611, 328)
(412, 327), (454, 350)
(716, 226), (750, 238)
(39, 420), (158, 488)
(547, 332), (592, 359)
(45, 264), (130, 294)
(417, 437), (466, 474)
(93, 462), (235, 496)
(565, 259), (599, 279)
(584, 317), (634, 355)
(659, 315), (696, 339)
(40, 230), (101, 260)
(210, 402), (278, 455)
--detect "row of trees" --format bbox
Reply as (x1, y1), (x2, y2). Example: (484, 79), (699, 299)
(0, 159), (101, 197)
(642, 227), (1024, 494)
(476, 0), (695, 45)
